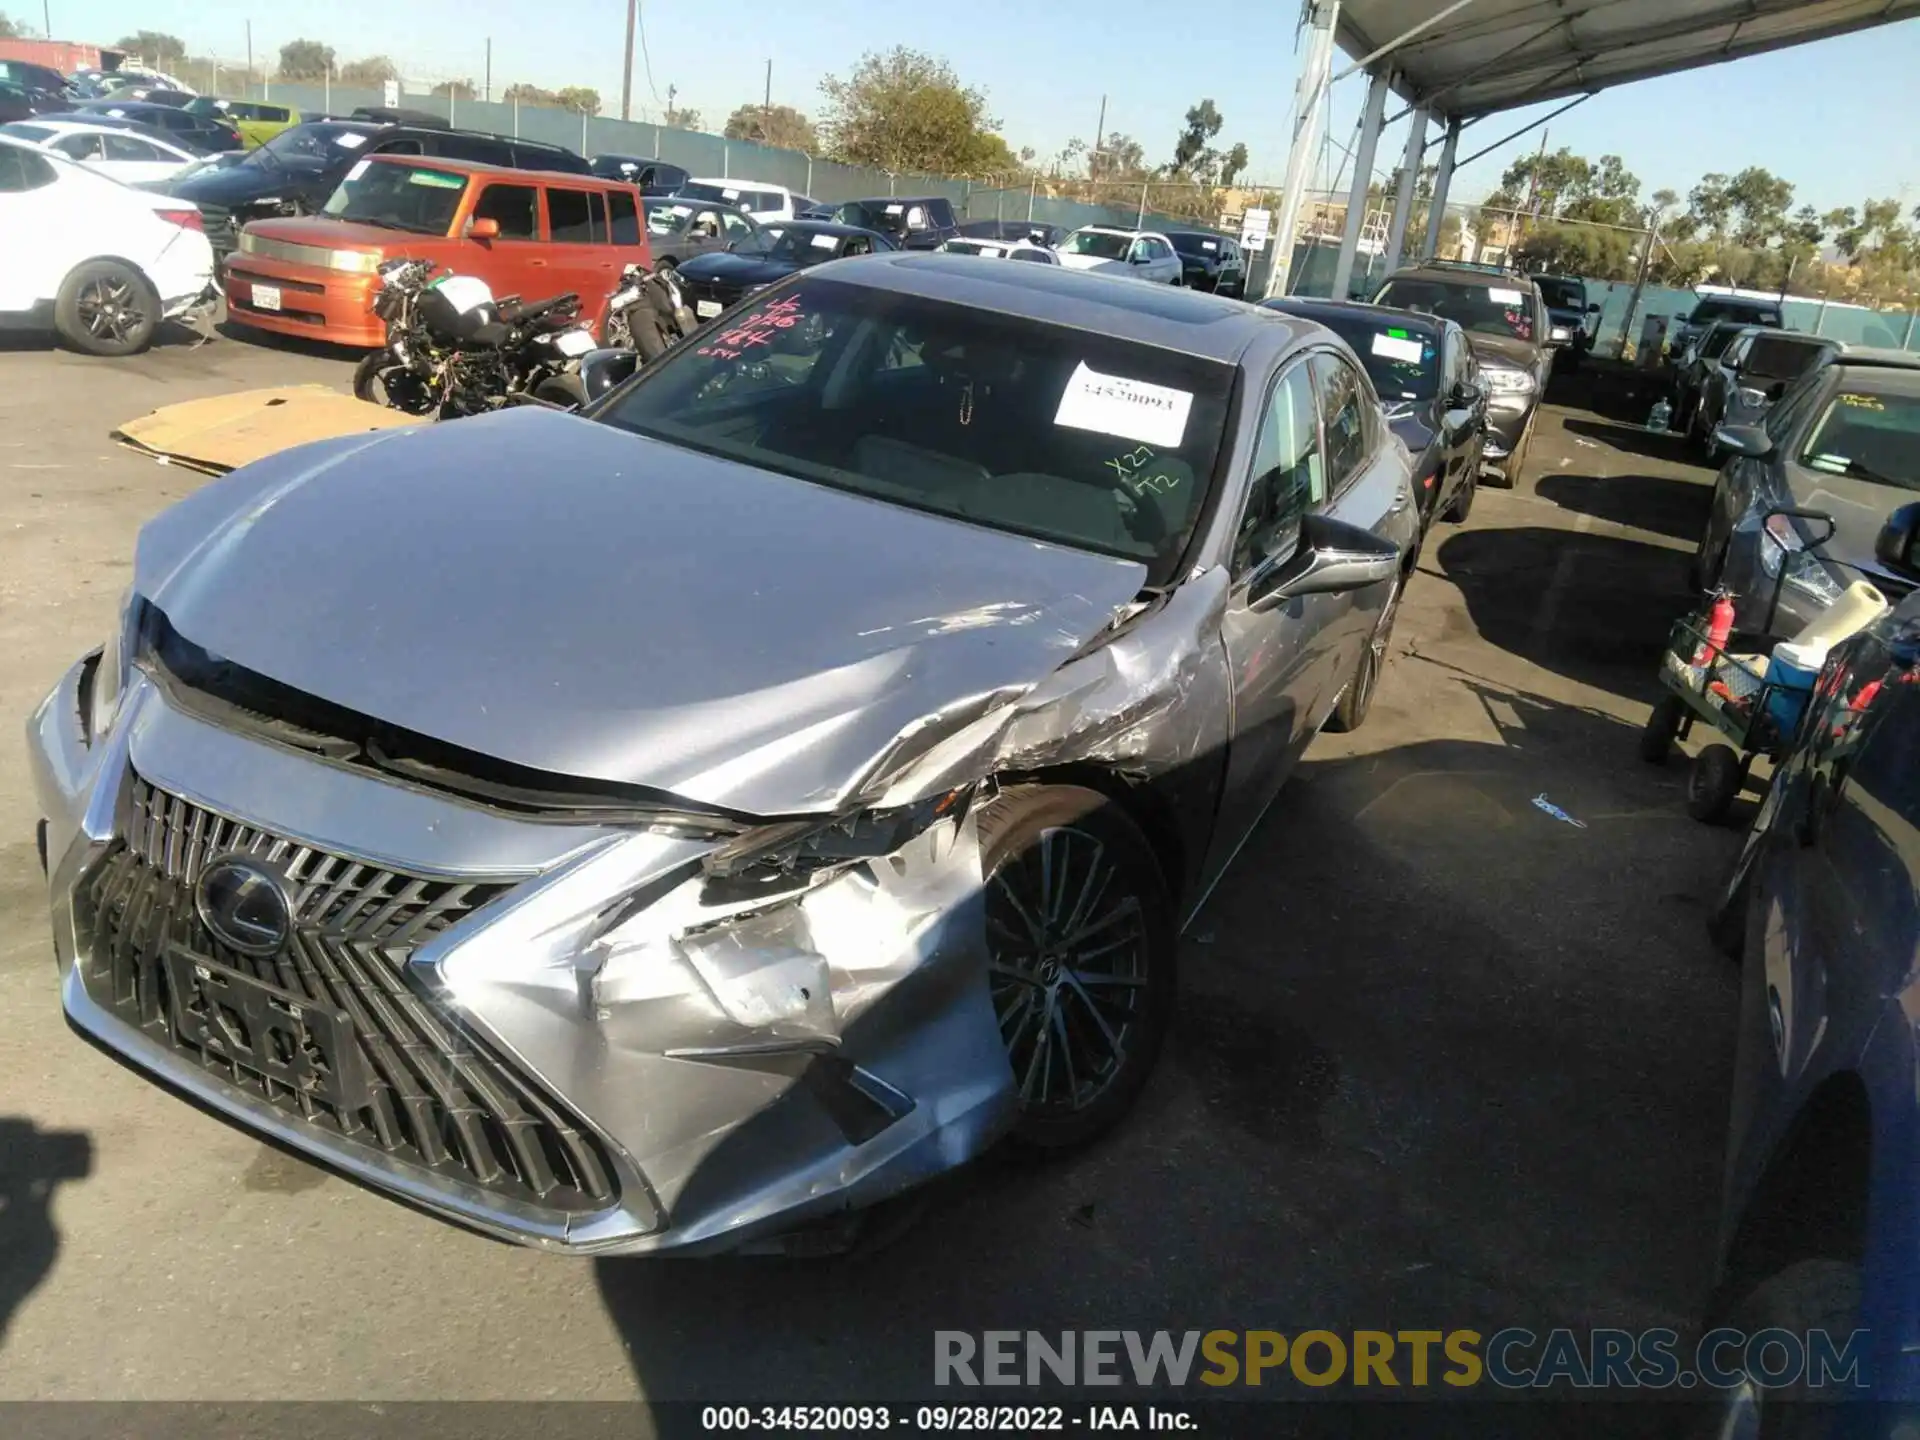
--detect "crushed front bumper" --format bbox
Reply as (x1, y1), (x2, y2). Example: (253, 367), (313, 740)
(28, 664), (1017, 1254)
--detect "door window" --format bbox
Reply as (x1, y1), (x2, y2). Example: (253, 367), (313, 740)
(0, 145), (56, 191)
(547, 187), (598, 243)
(102, 133), (164, 162)
(905, 205), (929, 229)
(53, 132), (104, 160)
(472, 182), (539, 239)
(374, 138), (423, 156)
(1765, 374), (1826, 446)
(608, 190), (640, 245)
(1235, 362), (1324, 575)
(1310, 352), (1371, 494)
(719, 210), (756, 245)
(259, 106), (291, 123)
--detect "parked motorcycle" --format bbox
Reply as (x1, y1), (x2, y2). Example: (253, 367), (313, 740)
(603, 261), (695, 361)
(353, 259), (599, 418)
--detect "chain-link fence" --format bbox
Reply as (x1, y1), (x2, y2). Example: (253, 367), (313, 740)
(1266, 191), (1920, 358)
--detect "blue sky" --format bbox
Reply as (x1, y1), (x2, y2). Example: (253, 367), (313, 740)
(59, 0), (1920, 214)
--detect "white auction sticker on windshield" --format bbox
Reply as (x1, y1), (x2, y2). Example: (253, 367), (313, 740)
(1053, 361), (1193, 448)
(1201, 240), (1218, 251)
(334, 132), (368, 149)
(345, 159), (371, 181)
(885, 203), (904, 215)
(1488, 286), (1525, 305)
(1371, 333), (1424, 364)
(810, 232), (839, 250)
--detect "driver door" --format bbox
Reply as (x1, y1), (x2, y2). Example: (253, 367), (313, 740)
(1204, 357), (1339, 879)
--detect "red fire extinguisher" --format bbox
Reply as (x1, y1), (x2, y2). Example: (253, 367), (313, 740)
(1694, 589), (1736, 667)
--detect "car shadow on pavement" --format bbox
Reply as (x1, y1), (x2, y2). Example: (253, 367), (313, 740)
(1435, 526), (1690, 702)
(1560, 417), (1705, 468)
(1534, 469), (1714, 545)
(0, 1117), (92, 1353)
(593, 696), (1739, 1423)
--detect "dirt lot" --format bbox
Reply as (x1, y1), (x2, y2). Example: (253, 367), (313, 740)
(0, 330), (1743, 1423)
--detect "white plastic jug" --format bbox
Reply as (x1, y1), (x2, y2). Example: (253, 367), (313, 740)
(1788, 579), (1889, 652)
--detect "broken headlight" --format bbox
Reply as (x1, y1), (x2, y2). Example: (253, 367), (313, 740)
(699, 787), (975, 904)
(85, 588), (140, 742)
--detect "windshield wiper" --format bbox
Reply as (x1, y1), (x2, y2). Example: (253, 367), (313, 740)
(344, 217), (443, 234)
(1843, 459), (1913, 488)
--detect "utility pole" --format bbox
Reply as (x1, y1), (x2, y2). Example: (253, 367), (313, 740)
(1520, 127), (1548, 240)
(620, 0), (637, 121)
(42, 1), (50, 40)
(764, 59), (772, 136)
(666, 83), (677, 129)
(1618, 220), (1658, 360)
(484, 38), (492, 104)
(245, 21), (253, 89)
(1092, 94), (1106, 179)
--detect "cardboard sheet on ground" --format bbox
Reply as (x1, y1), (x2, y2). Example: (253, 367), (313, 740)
(114, 386), (424, 477)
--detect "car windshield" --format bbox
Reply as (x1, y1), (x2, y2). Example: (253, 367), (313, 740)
(1166, 233), (1223, 257)
(1742, 337), (1827, 383)
(321, 159), (467, 234)
(1536, 278), (1584, 309)
(1700, 326), (1743, 359)
(1692, 299), (1781, 326)
(758, 226), (845, 264)
(1801, 392), (1920, 492)
(1308, 314), (1440, 402)
(593, 276), (1234, 582)
(648, 203), (714, 237)
(247, 123), (374, 171)
(1063, 231), (1135, 260)
(1375, 278), (1536, 342)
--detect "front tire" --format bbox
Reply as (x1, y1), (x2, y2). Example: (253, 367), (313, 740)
(352, 352), (439, 415)
(1441, 469), (1476, 523)
(1324, 570), (1404, 733)
(978, 786), (1175, 1152)
(1690, 1260), (1863, 1439)
(1493, 408), (1536, 489)
(55, 260), (160, 357)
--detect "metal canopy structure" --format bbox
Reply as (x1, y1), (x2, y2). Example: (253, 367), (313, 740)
(1263, 0), (1920, 301)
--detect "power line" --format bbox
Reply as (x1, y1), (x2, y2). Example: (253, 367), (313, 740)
(636, 0), (663, 108)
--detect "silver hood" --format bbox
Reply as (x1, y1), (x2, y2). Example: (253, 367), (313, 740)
(134, 408), (1150, 817)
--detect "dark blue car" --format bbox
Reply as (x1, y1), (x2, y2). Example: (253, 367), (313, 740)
(1703, 513), (1920, 1433)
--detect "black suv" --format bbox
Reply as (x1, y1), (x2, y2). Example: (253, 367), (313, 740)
(824, 195), (960, 250)
(163, 118), (592, 256)
(1667, 293), (1784, 367)
(1373, 260), (1561, 486)
(1165, 229), (1247, 297)
(590, 155), (690, 196)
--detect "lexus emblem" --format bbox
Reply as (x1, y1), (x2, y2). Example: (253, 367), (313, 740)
(195, 855), (294, 957)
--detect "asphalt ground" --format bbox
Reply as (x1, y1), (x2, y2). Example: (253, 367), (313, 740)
(0, 329), (1745, 1433)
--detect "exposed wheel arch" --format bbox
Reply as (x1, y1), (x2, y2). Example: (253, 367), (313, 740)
(1719, 1071), (1872, 1306)
(992, 763), (1195, 917)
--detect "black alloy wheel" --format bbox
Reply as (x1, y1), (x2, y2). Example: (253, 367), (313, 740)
(55, 260), (160, 357)
(979, 786), (1175, 1151)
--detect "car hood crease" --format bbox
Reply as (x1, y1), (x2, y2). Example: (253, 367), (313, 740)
(135, 409), (1152, 817)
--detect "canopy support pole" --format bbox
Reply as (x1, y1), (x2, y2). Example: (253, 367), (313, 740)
(1262, 0), (1341, 300)
(1331, 68), (1391, 302)
(1422, 116), (1462, 258)
(1381, 105), (1429, 277)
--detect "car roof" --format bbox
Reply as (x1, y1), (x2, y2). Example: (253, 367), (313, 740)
(774, 220), (878, 238)
(1262, 296), (1446, 336)
(1383, 265), (1538, 291)
(1164, 227), (1231, 240)
(842, 195), (947, 206)
(1823, 362), (1920, 393)
(815, 253), (1303, 363)
(690, 176), (788, 191)
(1828, 349), (1920, 373)
(366, 152), (634, 185)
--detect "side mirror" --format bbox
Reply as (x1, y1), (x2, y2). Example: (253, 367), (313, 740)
(1874, 501), (1920, 579)
(1452, 381), (1483, 409)
(1251, 513), (1402, 612)
(1713, 424), (1772, 459)
(468, 217), (500, 240)
(1587, 302), (1601, 314)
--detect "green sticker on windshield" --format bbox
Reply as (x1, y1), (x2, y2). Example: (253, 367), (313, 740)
(408, 172), (465, 189)
(1387, 328), (1410, 339)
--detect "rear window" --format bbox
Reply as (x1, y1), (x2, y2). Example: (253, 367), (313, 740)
(677, 181), (732, 205)
(609, 189), (640, 245)
(594, 275), (1235, 584)
(1692, 299), (1781, 326)
(1535, 277), (1585, 309)
(1166, 233), (1224, 257)
(1374, 278), (1536, 343)
(1742, 337), (1828, 382)
(547, 187), (601, 243)
(1801, 392), (1920, 491)
(320, 158), (469, 234)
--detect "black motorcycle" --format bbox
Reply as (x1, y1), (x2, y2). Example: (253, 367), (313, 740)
(603, 261), (696, 361)
(353, 259), (600, 418)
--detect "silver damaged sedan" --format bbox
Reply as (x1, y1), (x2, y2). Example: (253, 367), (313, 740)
(30, 255), (1418, 1254)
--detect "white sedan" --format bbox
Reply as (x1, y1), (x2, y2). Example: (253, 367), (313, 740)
(0, 118), (201, 185)
(0, 136), (214, 355)
(1054, 226), (1184, 284)
(936, 236), (1061, 264)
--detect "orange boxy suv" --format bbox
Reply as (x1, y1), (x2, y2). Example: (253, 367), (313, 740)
(224, 154), (653, 347)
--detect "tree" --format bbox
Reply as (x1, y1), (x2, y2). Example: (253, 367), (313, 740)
(1171, 99), (1223, 174)
(115, 31), (188, 66)
(277, 39), (336, 81)
(1219, 142), (1249, 189)
(339, 55), (399, 85)
(0, 14), (20, 39)
(431, 79), (477, 100)
(818, 47), (1012, 175)
(1089, 131), (1147, 183)
(503, 83), (557, 106)
(1513, 222), (1637, 282)
(666, 106), (702, 131)
(556, 86), (601, 116)
(724, 103), (817, 152)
